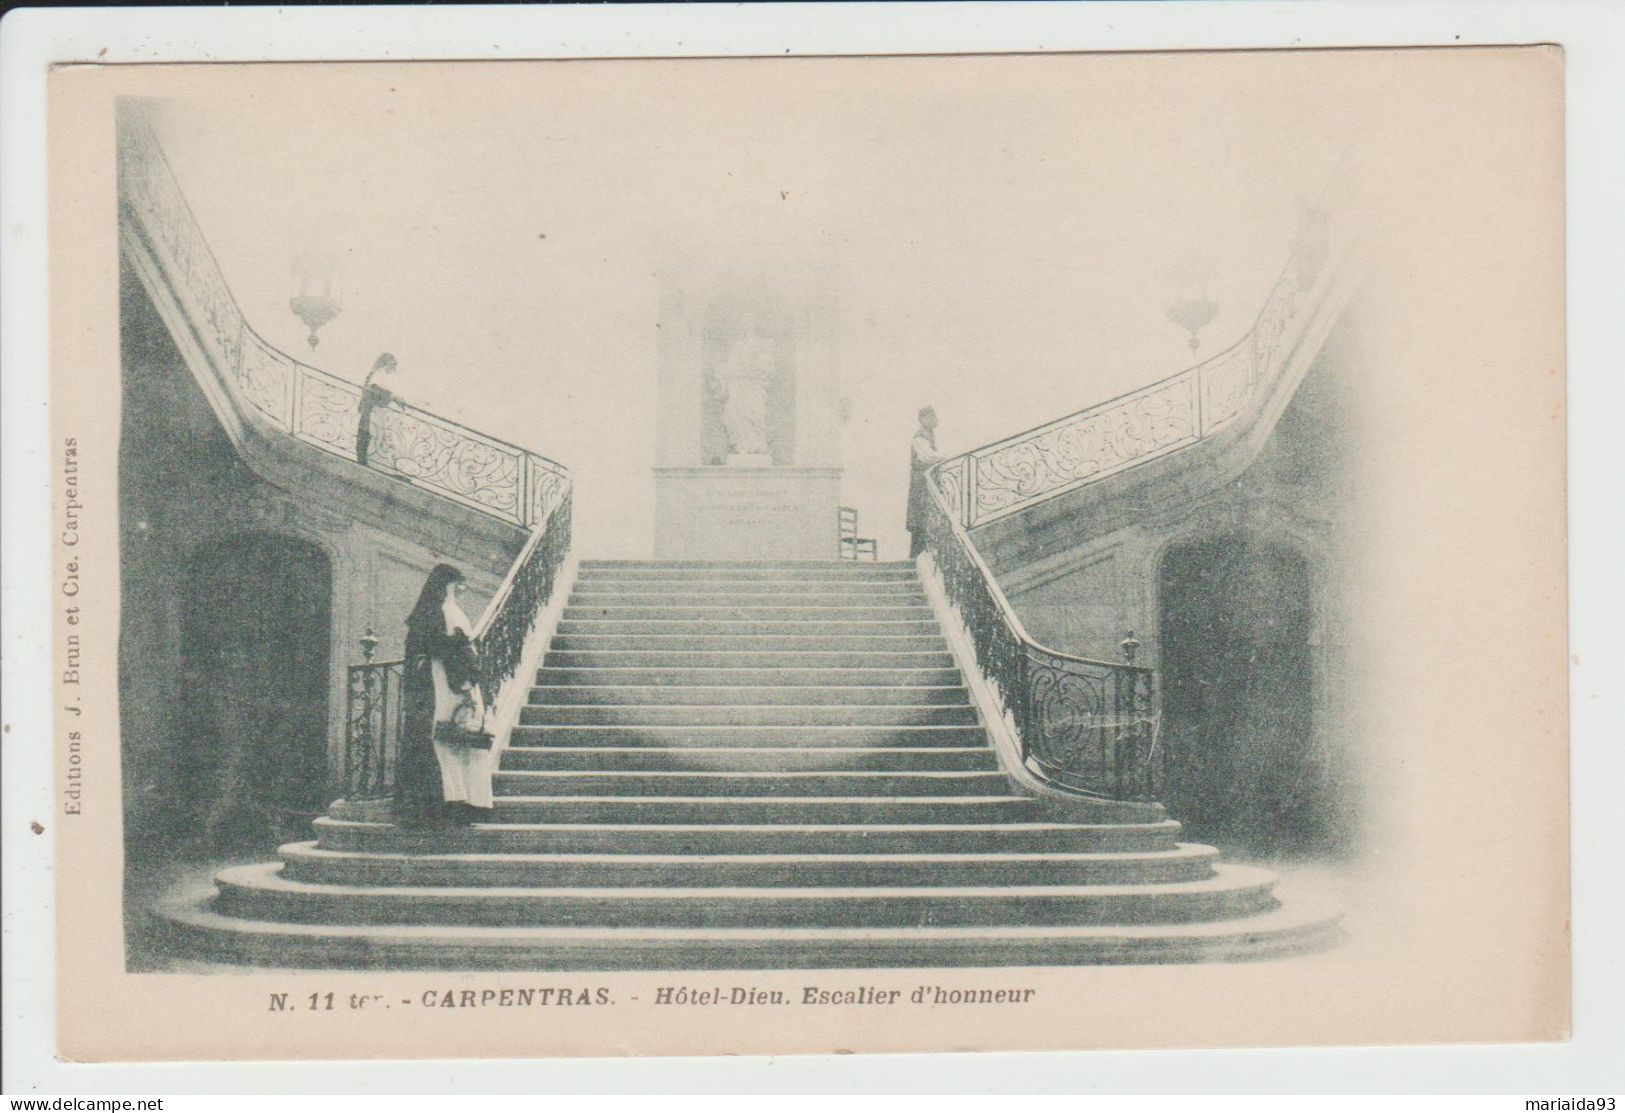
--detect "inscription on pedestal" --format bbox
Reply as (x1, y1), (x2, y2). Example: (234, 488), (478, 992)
(654, 468), (842, 560)
(700, 486), (801, 528)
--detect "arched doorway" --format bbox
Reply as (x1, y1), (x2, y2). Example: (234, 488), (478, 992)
(178, 533), (332, 853)
(1158, 531), (1326, 856)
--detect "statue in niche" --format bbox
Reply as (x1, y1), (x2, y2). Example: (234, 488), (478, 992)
(707, 315), (776, 462)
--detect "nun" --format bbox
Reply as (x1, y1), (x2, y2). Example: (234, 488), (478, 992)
(395, 563), (495, 827)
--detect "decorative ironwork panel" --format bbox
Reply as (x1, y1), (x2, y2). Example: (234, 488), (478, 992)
(475, 489), (573, 709)
(1252, 269), (1301, 381)
(119, 109), (245, 383)
(1197, 342), (1256, 433)
(526, 459), (568, 529)
(934, 455), (969, 528)
(921, 482), (1027, 720)
(911, 174), (1351, 530)
(193, 262), (244, 378)
(371, 407), (523, 521)
(118, 103), (572, 530)
(1014, 653), (1159, 800)
(237, 332), (296, 428)
(294, 373), (363, 457)
(966, 374), (1199, 526)
(922, 470), (1160, 802)
(344, 659), (402, 800)
(1113, 666), (1162, 802)
(1023, 654), (1113, 788)
(118, 116), (177, 258)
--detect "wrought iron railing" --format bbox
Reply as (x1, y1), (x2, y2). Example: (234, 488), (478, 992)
(920, 164), (1360, 799)
(472, 487), (573, 706)
(116, 102), (567, 528)
(337, 486), (573, 801)
(920, 163), (1361, 800)
(933, 167), (1357, 530)
(922, 466), (1160, 801)
(345, 641), (403, 803)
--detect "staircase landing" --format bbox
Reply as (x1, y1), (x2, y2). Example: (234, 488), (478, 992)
(155, 560), (1341, 969)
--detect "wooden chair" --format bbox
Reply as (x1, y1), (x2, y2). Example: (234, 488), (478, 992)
(837, 506), (878, 561)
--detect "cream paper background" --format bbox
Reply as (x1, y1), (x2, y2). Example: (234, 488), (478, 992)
(46, 47), (1566, 1062)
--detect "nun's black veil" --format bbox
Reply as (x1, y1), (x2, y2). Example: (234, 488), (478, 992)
(406, 563), (465, 647)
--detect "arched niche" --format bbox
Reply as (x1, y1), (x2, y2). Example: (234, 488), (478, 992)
(176, 532), (333, 853)
(1156, 529), (1333, 856)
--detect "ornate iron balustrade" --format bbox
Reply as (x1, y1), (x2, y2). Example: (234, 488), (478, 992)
(473, 487), (573, 709)
(920, 162), (1360, 799)
(922, 470), (1160, 801)
(935, 169), (1356, 530)
(345, 646), (403, 802)
(339, 486), (573, 802)
(116, 103), (568, 529)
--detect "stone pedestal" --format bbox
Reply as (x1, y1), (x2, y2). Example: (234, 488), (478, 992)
(654, 467), (841, 561)
(653, 261), (845, 560)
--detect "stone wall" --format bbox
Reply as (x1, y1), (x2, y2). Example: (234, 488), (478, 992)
(118, 260), (517, 858)
(992, 311), (1357, 667)
(984, 309), (1363, 854)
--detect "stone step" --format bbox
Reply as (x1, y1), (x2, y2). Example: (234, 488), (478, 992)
(541, 650), (957, 669)
(157, 881), (1343, 969)
(151, 552), (1350, 973)
(491, 770), (1014, 798)
(507, 724), (987, 748)
(212, 863), (1280, 928)
(517, 704), (979, 727)
(561, 606), (938, 623)
(526, 685), (970, 707)
(312, 817), (1185, 855)
(570, 591), (929, 609)
(578, 561), (917, 579)
(575, 579), (928, 596)
(277, 843), (1220, 889)
(488, 795), (1044, 825)
(534, 667), (965, 688)
(550, 627), (945, 644)
(498, 746), (1000, 772)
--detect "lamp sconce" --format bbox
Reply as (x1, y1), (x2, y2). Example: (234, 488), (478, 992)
(290, 252), (342, 350)
(1166, 295), (1219, 353)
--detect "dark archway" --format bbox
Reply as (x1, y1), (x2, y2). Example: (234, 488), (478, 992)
(1158, 531), (1327, 856)
(178, 533), (332, 853)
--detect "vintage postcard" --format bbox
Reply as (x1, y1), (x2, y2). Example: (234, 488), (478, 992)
(42, 46), (1565, 1062)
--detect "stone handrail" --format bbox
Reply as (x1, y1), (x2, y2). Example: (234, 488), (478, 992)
(116, 102), (568, 529)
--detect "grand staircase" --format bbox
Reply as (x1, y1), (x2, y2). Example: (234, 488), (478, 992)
(158, 560), (1340, 969)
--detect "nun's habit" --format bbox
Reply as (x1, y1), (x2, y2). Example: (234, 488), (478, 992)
(396, 565), (494, 824)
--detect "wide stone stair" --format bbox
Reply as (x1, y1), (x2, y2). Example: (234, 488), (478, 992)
(158, 560), (1340, 968)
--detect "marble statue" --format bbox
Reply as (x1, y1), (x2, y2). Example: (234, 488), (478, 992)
(709, 317), (776, 460)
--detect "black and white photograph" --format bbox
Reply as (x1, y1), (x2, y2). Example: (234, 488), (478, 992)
(114, 60), (1368, 974)
(16, 30), (1581, 1069)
